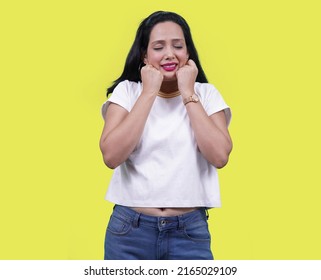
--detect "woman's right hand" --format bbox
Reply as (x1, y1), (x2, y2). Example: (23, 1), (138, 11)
(140, 64), (163, 96)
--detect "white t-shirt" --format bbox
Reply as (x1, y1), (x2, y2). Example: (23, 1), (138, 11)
(101, 80), (231, 208)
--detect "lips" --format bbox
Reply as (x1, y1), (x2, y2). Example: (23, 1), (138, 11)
(161, 63), (177, 71)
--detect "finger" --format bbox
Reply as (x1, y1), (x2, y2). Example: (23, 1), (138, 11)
(152, 65), (162, 72)
(144, 64), (158, 71)
(187, 59), (196, 67)
(141, 63), (150, 70)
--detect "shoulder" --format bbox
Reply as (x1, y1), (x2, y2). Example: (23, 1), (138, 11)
(110, 80), (142, 103)
(194, 82), (222, 103)
(113, 80), (142, 95)
(102, 80), (142, 116)
(194, 82), (219, 96)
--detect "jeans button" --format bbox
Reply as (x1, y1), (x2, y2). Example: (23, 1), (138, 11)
(160, 220), (166, 226)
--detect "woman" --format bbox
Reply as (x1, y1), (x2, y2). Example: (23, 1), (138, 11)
(100, 11), (232, 260)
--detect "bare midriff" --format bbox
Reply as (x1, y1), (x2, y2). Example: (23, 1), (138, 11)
(131, 207), (199, 217)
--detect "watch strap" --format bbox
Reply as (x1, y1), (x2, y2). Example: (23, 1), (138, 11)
(183, 94), (199, 105)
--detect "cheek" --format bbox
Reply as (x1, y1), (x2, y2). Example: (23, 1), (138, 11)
(178, 55), (189, 66)
(178, 51), (189, 61)
(149, 53), (163, 63)
(145, 49), (161, 63)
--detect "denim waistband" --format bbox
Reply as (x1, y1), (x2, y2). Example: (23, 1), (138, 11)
(112, 205), (208, 231)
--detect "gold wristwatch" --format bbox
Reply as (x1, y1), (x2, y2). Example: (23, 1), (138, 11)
(183, 94), (199, 105)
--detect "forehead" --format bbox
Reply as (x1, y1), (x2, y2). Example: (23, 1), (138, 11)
(149, 21), (185, 43)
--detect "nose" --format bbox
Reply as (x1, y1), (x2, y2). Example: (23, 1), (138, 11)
(164, 46), (175, 59)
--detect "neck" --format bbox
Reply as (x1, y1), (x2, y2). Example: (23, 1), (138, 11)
(160, 80), (178, 93)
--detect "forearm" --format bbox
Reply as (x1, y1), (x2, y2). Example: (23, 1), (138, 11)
(185, 102), (232, 168)
(100, 93), (156, 169)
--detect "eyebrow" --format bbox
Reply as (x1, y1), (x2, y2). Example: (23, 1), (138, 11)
(150, 39), (184, 45)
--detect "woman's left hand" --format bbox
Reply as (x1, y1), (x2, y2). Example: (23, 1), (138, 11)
(176, 59), (198, 97)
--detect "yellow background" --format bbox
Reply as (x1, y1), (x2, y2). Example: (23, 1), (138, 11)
(1, 0), (320, 259)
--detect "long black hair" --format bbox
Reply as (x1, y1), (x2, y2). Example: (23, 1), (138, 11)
(107, 11), (208, 96)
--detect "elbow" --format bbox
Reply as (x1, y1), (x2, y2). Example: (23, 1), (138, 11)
(213, 156), (229, 169)
(100, 139), (120, 169)
(102, 156), (118, 169)
(101, 149), (122, 169)
(100, 146), (120, 170)
(212, 142), (233, 169)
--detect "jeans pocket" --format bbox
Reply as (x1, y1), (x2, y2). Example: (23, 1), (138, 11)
(107, 214), (132, 236)
(183, 220), (211, 242)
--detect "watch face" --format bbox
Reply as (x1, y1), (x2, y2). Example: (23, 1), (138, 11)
(193, 94), (199, 102)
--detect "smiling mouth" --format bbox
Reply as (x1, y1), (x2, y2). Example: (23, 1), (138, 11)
(162, 63), (177, 71)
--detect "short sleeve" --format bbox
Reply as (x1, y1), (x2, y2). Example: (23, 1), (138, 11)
(196, 83), (232, 127)
(101, 81), (131, 119)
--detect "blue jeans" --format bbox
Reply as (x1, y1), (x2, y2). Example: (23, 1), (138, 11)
(104, 205), (214, 260)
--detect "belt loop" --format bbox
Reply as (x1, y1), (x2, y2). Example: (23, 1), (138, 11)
(178, 215), (184, 230)
(132, 212), (141, 228)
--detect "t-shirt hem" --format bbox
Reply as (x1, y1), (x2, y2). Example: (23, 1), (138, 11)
(105, 198), (222, 208)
